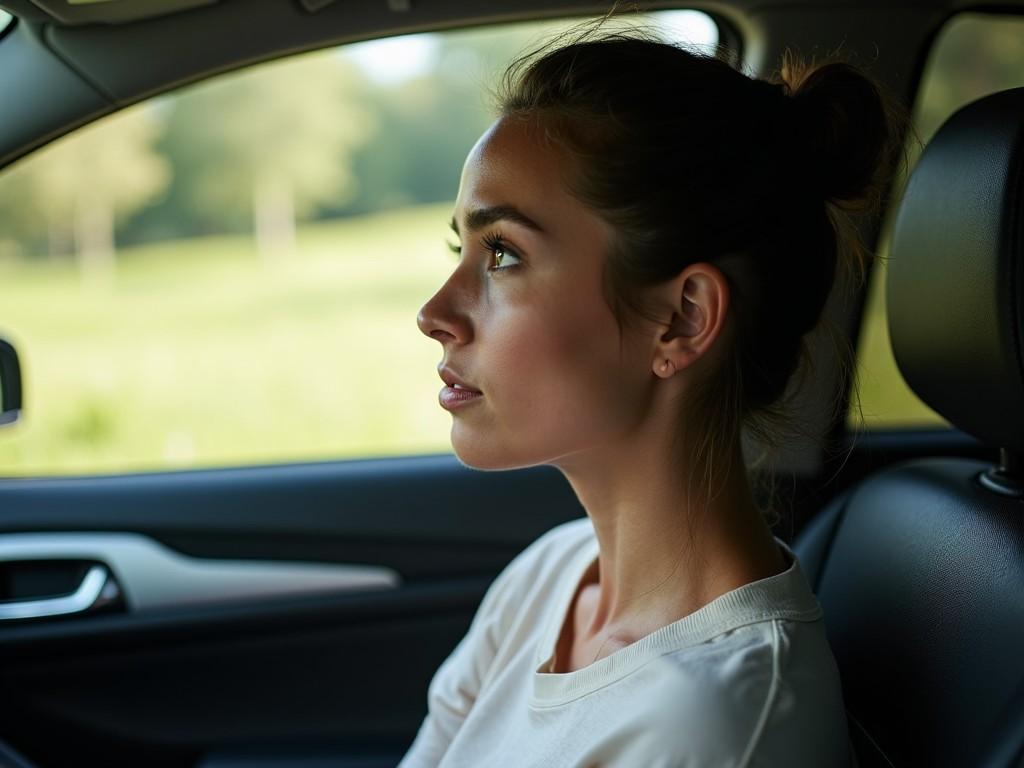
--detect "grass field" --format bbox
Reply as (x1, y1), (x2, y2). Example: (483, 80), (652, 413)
(0, 202), (944, 477)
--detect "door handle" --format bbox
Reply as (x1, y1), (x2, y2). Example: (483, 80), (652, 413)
(0, 533), (399, 613)
(0, 564), (122, 622)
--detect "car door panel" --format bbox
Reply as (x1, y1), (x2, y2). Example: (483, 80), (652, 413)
(0, 454), (584, 767)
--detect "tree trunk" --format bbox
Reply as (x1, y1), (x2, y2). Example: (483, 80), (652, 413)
(253, 173), (297, 264)
(74, 188), (116, 290)
(47, 210), (73, 261)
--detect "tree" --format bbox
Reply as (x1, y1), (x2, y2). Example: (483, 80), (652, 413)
(0, 105), (170, 286)
(0, 159), (47, 261)
(160, 52), (374, 262)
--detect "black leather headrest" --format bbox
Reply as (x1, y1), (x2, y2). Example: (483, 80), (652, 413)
(888, 87), (1024, 454)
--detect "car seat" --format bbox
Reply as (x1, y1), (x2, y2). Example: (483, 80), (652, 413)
(793, 87), (1024, 768)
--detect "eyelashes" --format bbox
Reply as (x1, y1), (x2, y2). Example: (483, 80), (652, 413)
(481, 232), (523, 271)
(446, 230), (523, 273)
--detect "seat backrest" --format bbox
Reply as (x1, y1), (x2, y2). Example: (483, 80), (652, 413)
(795, 87), (1024, 768)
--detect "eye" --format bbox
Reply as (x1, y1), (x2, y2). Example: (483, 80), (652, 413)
(444, 233), (524, 271)
(480, 232), (523, 272)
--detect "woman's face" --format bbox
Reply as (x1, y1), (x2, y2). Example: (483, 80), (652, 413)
(417, 116), (658, 470)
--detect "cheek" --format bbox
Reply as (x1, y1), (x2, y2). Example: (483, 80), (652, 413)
(484, 291), (629, 429)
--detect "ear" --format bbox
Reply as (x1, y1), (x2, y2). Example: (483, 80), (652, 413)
(651, 262), (730, 379)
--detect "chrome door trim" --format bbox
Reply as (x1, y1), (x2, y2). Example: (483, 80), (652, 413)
(0, 533), (400, 613)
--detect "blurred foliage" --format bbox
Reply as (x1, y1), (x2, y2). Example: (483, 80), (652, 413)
(0, 108), (169, 286)
(161, 55), (373, 262)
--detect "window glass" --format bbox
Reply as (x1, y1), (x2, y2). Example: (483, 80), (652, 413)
(0, 11), (11, 33)
(0, 10), (719, 475)
(852, 13), (1024, 430)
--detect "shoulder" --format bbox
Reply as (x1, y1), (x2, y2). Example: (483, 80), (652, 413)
(643, 620), (850, 767)
(649, 624), (779, 752)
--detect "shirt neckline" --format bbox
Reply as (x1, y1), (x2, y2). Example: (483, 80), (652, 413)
(530, 525), (822, 708)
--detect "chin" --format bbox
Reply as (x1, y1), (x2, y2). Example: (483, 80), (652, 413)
(450, 444), (523, 472)
(449, 426), (546, 471)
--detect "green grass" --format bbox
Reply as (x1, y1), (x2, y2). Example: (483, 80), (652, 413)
(0, 203), (458, 475)
(0, 201), (944, 477)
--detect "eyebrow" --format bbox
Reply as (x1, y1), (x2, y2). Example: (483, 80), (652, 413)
(449, 205), (546, 236)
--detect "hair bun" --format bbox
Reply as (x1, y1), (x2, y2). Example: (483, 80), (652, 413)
(778, 55), (898, 207)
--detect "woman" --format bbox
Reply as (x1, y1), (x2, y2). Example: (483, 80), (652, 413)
(403, 24), (900, 768)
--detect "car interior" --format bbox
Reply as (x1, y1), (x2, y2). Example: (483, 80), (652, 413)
(0, 1), (1022, 767)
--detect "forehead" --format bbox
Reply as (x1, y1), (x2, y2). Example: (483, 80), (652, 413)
(455, 116), (578, 222)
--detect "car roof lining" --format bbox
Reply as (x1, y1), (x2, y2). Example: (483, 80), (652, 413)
(11, 0), (217, 26)
(0, 0), (1020, 26)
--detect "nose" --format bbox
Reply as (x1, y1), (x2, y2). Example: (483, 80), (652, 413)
(417, 276), (472, 345)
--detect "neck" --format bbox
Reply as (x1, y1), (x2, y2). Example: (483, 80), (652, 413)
(553, 430), (786, 646)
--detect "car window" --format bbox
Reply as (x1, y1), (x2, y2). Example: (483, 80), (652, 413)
(0, 10), (719, 476)
(853, 12), (1024, 430)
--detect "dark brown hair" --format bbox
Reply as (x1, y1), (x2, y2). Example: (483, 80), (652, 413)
(494, 23), (907, 529)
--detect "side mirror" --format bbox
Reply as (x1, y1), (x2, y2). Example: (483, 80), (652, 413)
(0, 337), (22, 427)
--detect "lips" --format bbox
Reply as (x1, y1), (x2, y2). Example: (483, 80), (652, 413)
(438, 366), (482, 394)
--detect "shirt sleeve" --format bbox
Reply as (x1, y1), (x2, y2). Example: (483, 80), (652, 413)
(396, 546), (528, 768)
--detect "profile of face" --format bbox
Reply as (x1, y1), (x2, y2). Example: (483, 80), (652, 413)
(416, 116), (721, 471)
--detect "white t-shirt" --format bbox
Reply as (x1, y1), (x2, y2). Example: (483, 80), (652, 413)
(398, 516), (853, 768)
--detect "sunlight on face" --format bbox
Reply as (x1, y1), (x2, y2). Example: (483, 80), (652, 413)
(417, 117), (657, 470)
